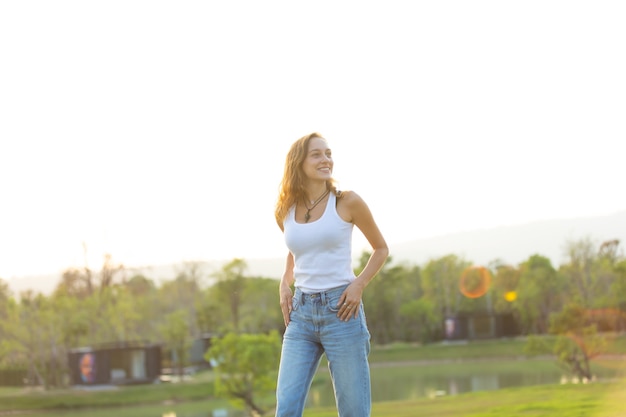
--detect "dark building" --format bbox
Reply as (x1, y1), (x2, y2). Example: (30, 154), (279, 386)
(68, 341), (161, 385)
(444, 313), (520, 341)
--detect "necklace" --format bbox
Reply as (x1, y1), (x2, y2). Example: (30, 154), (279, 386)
(303, 189), (330, 222)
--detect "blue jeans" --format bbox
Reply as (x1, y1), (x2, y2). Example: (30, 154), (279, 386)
(275, 284), (371, 417)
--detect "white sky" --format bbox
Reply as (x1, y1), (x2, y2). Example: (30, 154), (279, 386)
(1, 1), (625, 280)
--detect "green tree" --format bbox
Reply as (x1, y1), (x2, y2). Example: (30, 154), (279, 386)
(420, 255), (471, 337)
(99, 286), (142, 342)
(593, 240), (626, 331)
(212, 259), (247, 332)
(157, 262), (206, 339)
(124, 274), (156, 297)
(0, 278), (11, 332)
(122, 275), (161, 341)
(159, 309), (192, 379)
(45, 292), (89, 387)
(206, 332), (281, 416)
(8, 290), (61, 388)
(612, 259), (626, 332)
(551, 304), (606, 381)
(491, 264), (521, 315)
(514, 255), (563, 334)
(0, 281), (20, 367)
(526, 303), (607, 381)
(399, 297), (438, 343)
(561, 237), (598, 308)
(239, 277), (283, 334)
(55, 267), (92, 299)
(361, 262), (400, 343)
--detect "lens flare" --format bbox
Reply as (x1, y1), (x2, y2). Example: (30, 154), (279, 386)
(459, 266), (491, 299)
(504, 291), (517, 302)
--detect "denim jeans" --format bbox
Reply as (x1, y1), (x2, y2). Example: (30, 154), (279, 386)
(275, 284), (371, 417)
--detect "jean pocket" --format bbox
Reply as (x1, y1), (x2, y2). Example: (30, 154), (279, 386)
(291, 296), (300, 311)
(326, 294), (342, 313)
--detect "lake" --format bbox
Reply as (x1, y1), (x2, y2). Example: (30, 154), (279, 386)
(306, 358), (624, 408)
(16, 358), (626, 417)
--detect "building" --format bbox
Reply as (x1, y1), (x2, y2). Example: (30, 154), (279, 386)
(68, 341), (161, 385)
(444, 313), (520, 341)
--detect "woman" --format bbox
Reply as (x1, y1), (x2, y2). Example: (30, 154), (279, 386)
(274, 132), (388, 417)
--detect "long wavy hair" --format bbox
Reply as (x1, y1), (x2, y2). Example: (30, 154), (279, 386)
(275, 132), (339, 225)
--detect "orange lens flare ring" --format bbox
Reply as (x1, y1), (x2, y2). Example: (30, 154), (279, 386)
(459, 266), (491, 299)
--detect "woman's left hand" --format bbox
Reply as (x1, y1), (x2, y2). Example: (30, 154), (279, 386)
(336, 283), (363, 321)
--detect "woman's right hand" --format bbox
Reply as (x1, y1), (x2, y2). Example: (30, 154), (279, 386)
(279, 281), (293, 327)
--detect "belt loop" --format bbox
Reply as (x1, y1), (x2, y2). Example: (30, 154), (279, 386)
(320, 290), (327, 305)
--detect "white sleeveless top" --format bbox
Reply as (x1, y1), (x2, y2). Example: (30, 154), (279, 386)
(283, 192), (355, 293)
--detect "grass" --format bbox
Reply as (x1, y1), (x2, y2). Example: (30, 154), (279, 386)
(368, 334), (626, 363)
(1, 335), (624, 416)
(368, 338), (530, 363)
(0, 381), (216, 412)
(308, 381), (626, 417)
(11, 381), (626, 417)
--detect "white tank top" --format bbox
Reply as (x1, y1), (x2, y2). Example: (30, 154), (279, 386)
(283, 192), (355, 293)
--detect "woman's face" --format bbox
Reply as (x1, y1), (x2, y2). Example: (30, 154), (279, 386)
(302, 137), (333, 183)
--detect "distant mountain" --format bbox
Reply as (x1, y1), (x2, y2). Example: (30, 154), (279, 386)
(388, 210), (626, 267)
(6, 210), (626, 295)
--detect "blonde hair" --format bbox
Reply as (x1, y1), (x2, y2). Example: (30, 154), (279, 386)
(275, 132), (339, 225)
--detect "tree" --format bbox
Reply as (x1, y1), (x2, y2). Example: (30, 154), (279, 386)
(9, 290), (58, 388)
(159, 309), (192, 379)
(399, 297), (438, 343)
(551, 309), (606, 381)
(363, 261), (426, 343)
(157, 263), (205, 339)
(98, 253), (124, 290)
(514, 255), (563, 334)
(0, 280), (18, 367)
(239, 277), (283, 334)
(55, 252), (125, 299)
(561, 237), (597, 308)
(55, 268), (92, 299)
(124, 274), (156, 297)
(420, 255), (471, 337)
(99, 286), (142, 342)
(123, 275), (161, 341)
(526, 303), (607, 381)
(598, 239), (621, 263)
(212, 259), (247, 332)
(491, 264), (521, 315)
(612, 259), (626, 332)
(206, 332), (281, 416)
(0, 278), (11, 325)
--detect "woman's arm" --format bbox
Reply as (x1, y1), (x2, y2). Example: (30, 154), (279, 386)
(279, 251), (295, 327)
(337, 191), (389, 320)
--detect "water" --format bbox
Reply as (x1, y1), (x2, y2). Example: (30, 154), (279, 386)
(162, 359), (625, 415)
(15, 359), (625, 417)
(305, 358), (625, 408)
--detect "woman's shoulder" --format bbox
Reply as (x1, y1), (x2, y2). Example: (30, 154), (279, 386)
(334, 190), (370, 223)
(335, 189), (365, 206)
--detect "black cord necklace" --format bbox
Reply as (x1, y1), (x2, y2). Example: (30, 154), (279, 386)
(303, 189), (330, 222)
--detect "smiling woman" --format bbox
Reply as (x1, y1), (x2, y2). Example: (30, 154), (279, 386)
(274, 132), (389, 417)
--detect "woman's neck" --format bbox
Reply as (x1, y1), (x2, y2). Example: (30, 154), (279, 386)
(304, 182), (328, 204)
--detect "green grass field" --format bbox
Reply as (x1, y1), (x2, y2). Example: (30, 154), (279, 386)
(5, 381), (625, 417)
(1, 336), (625, 417)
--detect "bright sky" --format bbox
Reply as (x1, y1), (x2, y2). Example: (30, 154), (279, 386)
(1, 1), (625, 280)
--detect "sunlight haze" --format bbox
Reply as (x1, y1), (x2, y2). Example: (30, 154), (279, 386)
(1, 1), (625, 285)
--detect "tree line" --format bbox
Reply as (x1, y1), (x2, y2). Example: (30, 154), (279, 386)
(0, 237), (625, 389)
